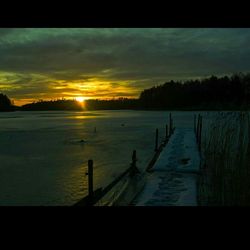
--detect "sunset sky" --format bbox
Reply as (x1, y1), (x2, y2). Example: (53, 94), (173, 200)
(1, 28), (250, 106)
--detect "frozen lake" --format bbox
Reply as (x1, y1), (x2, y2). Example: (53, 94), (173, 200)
(0, 110), (215, 205)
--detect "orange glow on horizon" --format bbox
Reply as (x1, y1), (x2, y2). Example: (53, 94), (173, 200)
(74, 96), (86, 109)
(12, 93), (139, 106)
(75, 96), (85, 103)
(9, 77), (140, 106)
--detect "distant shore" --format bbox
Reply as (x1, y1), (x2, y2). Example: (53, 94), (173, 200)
(1, 106), (250, 112)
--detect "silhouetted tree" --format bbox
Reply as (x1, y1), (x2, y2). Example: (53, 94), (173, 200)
(0, 93), (13, 111)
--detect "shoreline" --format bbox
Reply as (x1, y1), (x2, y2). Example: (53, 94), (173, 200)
(1, 108), (250, 113)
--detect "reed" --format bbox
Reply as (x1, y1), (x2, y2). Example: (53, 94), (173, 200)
(199, 111), (250, 206)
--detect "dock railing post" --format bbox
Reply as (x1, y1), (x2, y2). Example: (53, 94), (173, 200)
(169, 113), (172, 134)
(165, 124), (168, 140)
(155, 128), (159, 152)
(199, 115), (202, 152)
(194, 114), (197, 134)
(130, 150), (139, 176)
(171, 117), (173, 134)
(86, 159), (94, 205)
(196, 114), (200, 142)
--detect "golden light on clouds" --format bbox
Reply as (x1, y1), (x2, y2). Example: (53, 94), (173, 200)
(1, 70), (141, 106)
(1, 28), (250, 106)
(9, 78), (140, 106)
(51, 78), (140, 100)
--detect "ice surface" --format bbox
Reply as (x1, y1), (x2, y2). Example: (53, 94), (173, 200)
(0, 110), (217, 205)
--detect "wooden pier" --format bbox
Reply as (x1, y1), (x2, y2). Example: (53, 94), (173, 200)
(74, 113), (203, 206)
(132, 114), (203, 206)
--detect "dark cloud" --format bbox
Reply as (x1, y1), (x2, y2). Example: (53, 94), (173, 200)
(1, 28), (250, 104)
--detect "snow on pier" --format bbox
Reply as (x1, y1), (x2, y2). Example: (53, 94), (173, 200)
(133, 128), (201, 206)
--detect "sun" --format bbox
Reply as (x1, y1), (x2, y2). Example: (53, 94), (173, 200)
(75, 96), (85, 103)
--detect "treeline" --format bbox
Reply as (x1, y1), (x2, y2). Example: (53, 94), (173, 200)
(139, 73), (250, 110)
(21, 99), (83, 111)
(20, 98), (138, 111)
(85, 98), (138, 110)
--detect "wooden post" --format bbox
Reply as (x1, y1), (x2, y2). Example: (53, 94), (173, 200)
(171, 116), (173, 134)
(165, 124), (168, 139)
(199, 116), (202, 152)
(155, 128), (159, 152)
(196, 114), (200, 142)
(169, 113), (172, 135)
(130, 150), (139, 176)
(87, 159), (94, 203)
(194, 114), (197, 134)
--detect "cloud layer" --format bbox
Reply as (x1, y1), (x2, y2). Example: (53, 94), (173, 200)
(0, 28), (250, 105)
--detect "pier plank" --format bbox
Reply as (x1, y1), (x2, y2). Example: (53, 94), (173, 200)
(133, 128), (201, 206)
